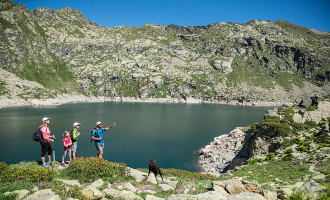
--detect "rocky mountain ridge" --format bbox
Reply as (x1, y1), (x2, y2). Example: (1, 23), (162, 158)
(0, 0), (330, 103)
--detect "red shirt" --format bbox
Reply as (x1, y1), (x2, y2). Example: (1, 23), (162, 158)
(40, 127), (50, 142)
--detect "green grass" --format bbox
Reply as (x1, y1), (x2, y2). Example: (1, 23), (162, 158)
(68, 28), (85, 38)
(275, 20), (323, 46)
(220, 159), (313, 186)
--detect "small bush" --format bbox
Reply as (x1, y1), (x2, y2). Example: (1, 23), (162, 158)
(307, 105), (318, 111)
(0, 161), (7, 172)
(288, 189), (310, 200)
(65, 157), (127, 183)
(299, 146), (309, 152)
(281, 139), (295, 149)
(265, 153), (275, 161)
(282, 155), (294, 161)
(0, 193), (18, 200)
(285, 148), (294, 154)
(1, 168), (56, 182)
(52, 185), (86, 200)
(247, 158), (263, 165)
(294, 138), (304, 145)
(284, 107), (295, 123)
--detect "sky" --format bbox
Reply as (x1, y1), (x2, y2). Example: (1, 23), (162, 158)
(12, 0), (330, 32)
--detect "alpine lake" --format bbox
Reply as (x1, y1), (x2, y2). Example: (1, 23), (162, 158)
(0, 101), (276, 172)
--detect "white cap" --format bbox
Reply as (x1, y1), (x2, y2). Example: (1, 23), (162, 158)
(96, 121), (102, 126)
(73, 122), (81, 127)
(42, 117), (50, 122)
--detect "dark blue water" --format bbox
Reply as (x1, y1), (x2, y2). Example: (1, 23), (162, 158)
(0, 102), (275, 171)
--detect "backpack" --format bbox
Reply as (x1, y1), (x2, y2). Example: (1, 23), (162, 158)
(91, 128), (97, 142)
(69, 130), (77, 143)
(33, 128), (42, 142)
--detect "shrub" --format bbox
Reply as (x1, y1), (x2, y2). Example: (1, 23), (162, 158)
(265, 153), (275, 161)
(294, 138), (304, 145)
(0, 193), (18, 200)
(65, 157), (127, 183)
(299, 146), (309, 152)
(0, 162), (7, 172)
(1, 168), (56, 182)
(306, 105), (318, 111)
(282, 155), (294, 161)
(284, 107), (295, 123)
(285, 148), (294, 154)
(288, 189), (310, 200)
(281, 139), (295, 149)
(247, 158), (263, 165)
(52, 185), (86, 200)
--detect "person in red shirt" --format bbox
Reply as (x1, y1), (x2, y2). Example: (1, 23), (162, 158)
(61, 131), (72, 167)
(39, 117), (55, 168)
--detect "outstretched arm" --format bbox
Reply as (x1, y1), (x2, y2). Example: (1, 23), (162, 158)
(105, 123), (116, 131)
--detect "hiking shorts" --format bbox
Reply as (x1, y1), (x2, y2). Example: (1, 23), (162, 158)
(71, 143), (77, 151)
(96, 143), (104, 152)
(63, 149), (71, 159)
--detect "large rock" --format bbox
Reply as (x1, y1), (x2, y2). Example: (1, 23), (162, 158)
(168, 192), (227, 200)
(159, 184), (175, 191)
(24, 189), (60, 200)
(212, 178), (257, 195)
(213, 184), (229, 196)
(227, 192), (265, 200)
(212, 58), (233, 74)
(117, 190), (143, 200)
(91, 179), (104, 188)
(4, 189), (29, 200)
(81, 185), (103, 199)
(147, 173), (158, 184)
(102, 188), (121, 199)
(145, 195), (165, 200)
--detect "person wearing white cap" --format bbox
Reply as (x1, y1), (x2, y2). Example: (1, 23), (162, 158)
(39, 117), (55, 168)
(71, 122), (81, 160)
(91, 121), (116, 159)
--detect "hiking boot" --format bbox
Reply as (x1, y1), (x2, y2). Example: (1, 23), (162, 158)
(47, 162), (53, 165)
(61, 163), (66, 167)
(42, 164), (49, 168)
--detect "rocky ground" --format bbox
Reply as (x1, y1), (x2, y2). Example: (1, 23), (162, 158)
(3, 165), (328, 200)
(198, 99), (330, 176)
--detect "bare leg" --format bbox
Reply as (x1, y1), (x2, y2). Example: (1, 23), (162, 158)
(41, 157), (45, 165)
(72, 151), (76, 159)
(97, 151), (103, 158)
(48, 155), (51, 163)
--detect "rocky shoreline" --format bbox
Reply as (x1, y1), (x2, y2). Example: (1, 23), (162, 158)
(0, 95), (290, 109)
(198, 99), (330, 177)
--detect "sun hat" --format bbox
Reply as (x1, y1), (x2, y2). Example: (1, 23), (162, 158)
(96, 121), (102, 126)
(73, 122), (81, 127)
(42, 117), (50, 122)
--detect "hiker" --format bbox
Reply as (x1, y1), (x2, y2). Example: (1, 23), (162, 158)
(71, 122), (81, 159)
(40, 117), (55, 168)
(61, 131), (72, 167)
(91, 121), (116, 159)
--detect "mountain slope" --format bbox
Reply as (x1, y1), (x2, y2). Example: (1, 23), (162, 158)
(0, 0), (329, 102)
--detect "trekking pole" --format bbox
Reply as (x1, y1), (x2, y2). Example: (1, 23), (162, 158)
(52, 136), (56, 169)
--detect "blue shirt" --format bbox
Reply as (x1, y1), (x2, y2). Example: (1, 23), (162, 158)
(92, 128), (105, 144)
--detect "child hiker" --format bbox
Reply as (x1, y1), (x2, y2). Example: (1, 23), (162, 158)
(61, 131), (72, 167)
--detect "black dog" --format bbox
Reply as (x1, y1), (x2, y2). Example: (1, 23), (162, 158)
(148, 159), (163, 181)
